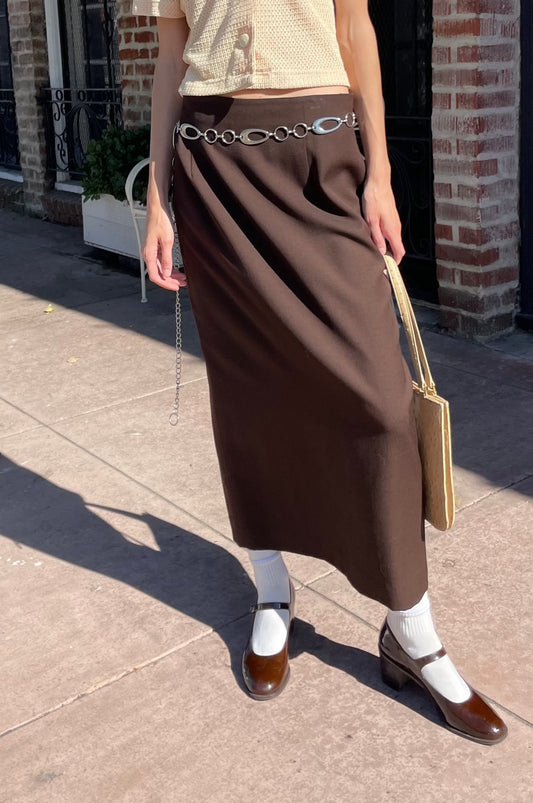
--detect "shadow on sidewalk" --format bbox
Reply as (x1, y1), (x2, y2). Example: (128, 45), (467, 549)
(2, 453), (445, 732)
(288, 619), (442, 730)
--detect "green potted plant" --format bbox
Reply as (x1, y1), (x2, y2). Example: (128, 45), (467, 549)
(81, 124), (151, 258)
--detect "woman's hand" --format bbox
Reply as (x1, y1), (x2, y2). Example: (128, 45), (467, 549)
(361, 178), (405, 265)
(142, 200), (187, 291)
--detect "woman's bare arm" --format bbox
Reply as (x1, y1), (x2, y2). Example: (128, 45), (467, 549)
(334, 0), (405, 263)
(142, 17), (189, 290)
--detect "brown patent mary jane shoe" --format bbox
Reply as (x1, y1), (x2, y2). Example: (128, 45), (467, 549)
(378, 622), (508, 745)
(242, 581), (295, 701)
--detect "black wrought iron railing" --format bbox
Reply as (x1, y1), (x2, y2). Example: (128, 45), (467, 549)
(41, 85), (122, 180)
(0, 89), (20, 170)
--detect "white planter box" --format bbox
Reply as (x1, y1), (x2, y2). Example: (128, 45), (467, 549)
(82, 194), (146, 259)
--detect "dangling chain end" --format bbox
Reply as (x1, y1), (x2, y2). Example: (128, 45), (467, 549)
(169, 286), (183, 426)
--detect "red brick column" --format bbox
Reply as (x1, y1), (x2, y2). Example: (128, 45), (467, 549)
(431, 0), (521, 338)
(7, 0), (52, 215)
(117, 1), (155, 127)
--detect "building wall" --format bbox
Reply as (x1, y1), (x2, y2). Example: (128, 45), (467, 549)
(117, 0), (154, 127)
(6, 0), (52, 215)
(431, 0), (521, 338)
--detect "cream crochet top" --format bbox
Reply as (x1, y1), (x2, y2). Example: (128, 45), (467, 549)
(132, 1), (350, 96)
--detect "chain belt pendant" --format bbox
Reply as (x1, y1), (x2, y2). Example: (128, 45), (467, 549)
(173, 111), (358, 147)
(169, 287), (183, 426)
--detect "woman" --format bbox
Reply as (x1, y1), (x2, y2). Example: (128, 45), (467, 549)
(133, 0), (506, 744)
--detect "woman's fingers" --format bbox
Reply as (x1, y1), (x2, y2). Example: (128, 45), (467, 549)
(142, 236), (159, 278)
(367, 215), (388, 255)
(159, 236), (175, 279)
(381, 221), (406, 265)
(150, 264), (187, 291)
(388, 236), (406, 266)
(143, 244), (187, 290)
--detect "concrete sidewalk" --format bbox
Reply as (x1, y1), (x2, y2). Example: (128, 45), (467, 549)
(1, 208), (532, 802)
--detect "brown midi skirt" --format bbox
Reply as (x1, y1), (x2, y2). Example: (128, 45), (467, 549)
(172, 92), (428, 610)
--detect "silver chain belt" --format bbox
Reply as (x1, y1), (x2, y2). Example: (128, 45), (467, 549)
(173, 111), (358, 147)
(169, 108), (358, 425)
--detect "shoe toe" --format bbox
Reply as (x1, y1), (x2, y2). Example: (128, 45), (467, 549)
(446, 691), (508, 744)
(242, 646), (289, 700)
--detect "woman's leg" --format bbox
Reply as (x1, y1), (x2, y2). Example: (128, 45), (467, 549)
(242, 550), (294, 700)
(387, 592), (470, 702)
(247, 549), (291, 656)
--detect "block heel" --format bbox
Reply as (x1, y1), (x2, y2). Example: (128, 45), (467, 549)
(379, 651), (410, 691)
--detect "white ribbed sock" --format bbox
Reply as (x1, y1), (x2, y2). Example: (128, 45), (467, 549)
(248, 549), (290, 657)
(387, 592), (471, 703)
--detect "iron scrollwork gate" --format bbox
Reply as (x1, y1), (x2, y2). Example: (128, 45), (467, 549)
(369, 0), (437, 303)
(42, 0), (123, 181)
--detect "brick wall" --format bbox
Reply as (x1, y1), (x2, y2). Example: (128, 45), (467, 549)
(117, 0), (154, 127)
(432, 0), (521, 338)
(7, 0), (52, 215)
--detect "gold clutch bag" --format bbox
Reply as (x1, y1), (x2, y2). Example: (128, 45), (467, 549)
(383, 255), (455, 531)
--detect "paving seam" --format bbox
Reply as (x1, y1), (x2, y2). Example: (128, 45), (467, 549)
(302, 581), (533, 730)
(290, 566), (336, 588)
(453, 471), (533, 514)
(0, 423), (43, 442)
(304, 581), (381, 634)
(0, 396), (237, 548)
(0, 615), (249, 740)
(0, 381), (207, 441)
(13, 375), (207, 425)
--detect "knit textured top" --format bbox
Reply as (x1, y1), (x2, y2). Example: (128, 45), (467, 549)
(132, 1), (350, 96)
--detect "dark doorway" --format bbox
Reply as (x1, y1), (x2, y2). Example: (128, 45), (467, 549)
(369, 0), (438, 303)
(517, 0), (533, 330)
(0, 0), (20, 170)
